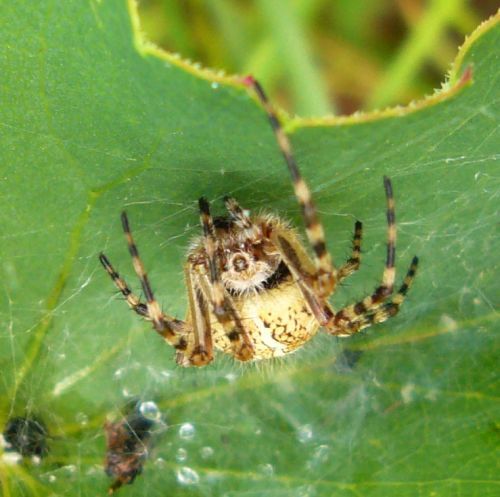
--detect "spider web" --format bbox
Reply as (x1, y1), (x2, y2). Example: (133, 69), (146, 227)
(0, 3), (498, 497)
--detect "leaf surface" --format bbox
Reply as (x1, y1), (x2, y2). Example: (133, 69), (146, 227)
(0, 2), (498, 496)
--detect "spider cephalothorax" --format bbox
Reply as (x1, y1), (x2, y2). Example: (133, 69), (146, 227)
(99, 77), (418, 367)
(191, 214), (283, 296)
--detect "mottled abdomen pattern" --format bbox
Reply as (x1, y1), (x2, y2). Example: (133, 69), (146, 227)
(212, 278), (319, 359)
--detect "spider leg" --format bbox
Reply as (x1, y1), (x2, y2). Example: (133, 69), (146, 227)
(99, 253), (149, 317)
(175, 264), (214, 367)
(332, 177), (397, 327)
(115, 212), (189, 351)
(269, 228), (335, 327)
(337, 221), (363, 283)
(243, 76), (335, 298)
(223, 196), (252, 229)
(332, 256), (419, 335)
(198, 198), (254, 361)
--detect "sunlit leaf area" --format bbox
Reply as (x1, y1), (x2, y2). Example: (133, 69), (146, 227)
(139, 0), (498, 115)
(0, 1), (498, 497)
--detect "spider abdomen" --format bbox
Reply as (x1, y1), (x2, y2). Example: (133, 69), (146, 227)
(211, 279), (319, 359)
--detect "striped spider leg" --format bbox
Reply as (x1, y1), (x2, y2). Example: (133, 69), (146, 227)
(100, 202), (256, 367)
(100, 212), (213, 367)
(242, 76), (418, 337)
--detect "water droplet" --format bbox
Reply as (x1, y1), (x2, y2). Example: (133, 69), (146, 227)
(160, 370), (172, 380)
(155, 457), (166, 468)
(179, 422), (195, 440)
(176, 448), (188, 462)
(75, 412), (88, 426)
(297, 424), (313, 443)
(307, 444), (330, 469)
(85, 464), (101, 476)
(258, 463), (274, 476)
(139, 401), (161, 421)
(2, 451), (22, 465)
(48, 475), (57, 483)
(224, 372), (237, 383)
(211, 82), (219, 90)
(296, 484), (316, 497)
(400, 383), (415, 404)
(176, 466), (199, 485)
(114, 367), (124, 379)
(64, 464), (77, 474)
(200, 446), (214, 459)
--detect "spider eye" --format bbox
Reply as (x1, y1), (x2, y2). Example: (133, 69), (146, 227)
(232, 254), (249, 272)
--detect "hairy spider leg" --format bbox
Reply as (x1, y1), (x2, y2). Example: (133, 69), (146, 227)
(100, 212), (188, 351)
(336, 256), (419, 334)
(337, 220), (363, 282)
(333, 176), (397, 327)
(198, 198), (254, 361)
(99, 253), (149, 317)
(223, 196), (263, 242)
(223, 196), (252, 228)
(180, 264), (214, 366)
(242, 76), (335, 298)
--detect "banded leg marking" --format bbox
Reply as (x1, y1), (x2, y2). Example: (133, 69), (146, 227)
(334, 177), (397, 324)
(337, 220), (363, 283)
(242, 76), (334, 296)
(99, 253), (148, 317)
(117, 212), (187, 350)
(333, 256), (419, 335)
(198, 198), (254, 361)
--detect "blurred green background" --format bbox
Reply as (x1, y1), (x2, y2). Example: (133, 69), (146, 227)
(138, 0), (498, 116)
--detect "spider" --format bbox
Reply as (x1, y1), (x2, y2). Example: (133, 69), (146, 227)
(99, 76), (418, 367)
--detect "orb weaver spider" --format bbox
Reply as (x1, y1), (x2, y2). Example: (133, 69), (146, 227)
(99, 77), (418, 367)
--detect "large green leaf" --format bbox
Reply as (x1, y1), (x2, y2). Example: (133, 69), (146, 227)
(0, 2), (498, 496)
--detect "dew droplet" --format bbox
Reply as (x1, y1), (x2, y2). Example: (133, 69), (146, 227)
(297, 424), (313, 443)
(224, 372), (237, 383)
(155, 457), (166, 468)
(64, 464), (77, 474)
(176, 466), (199, 485)
(307, 444), (330, 469)
(400, 383), (415, 404)
(114, 367), (124, 379)
(139, 401), (161, 421)
(211, 82), (219, 90)
(296, 484), (316, 497)
(75, 412), (88, 426)
(85, 464), (101, 476)
(2, 451), (22, 465)
(200, 446), (214, 459)
(258, 463), (274, 476)
(48, 475), (57, 483)
(179, 422), (195, 440)
(160, 370), (172, 380)
(176, 448), (188, 462)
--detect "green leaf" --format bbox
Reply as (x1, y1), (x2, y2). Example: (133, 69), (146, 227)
(0, 2), (498, 496)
